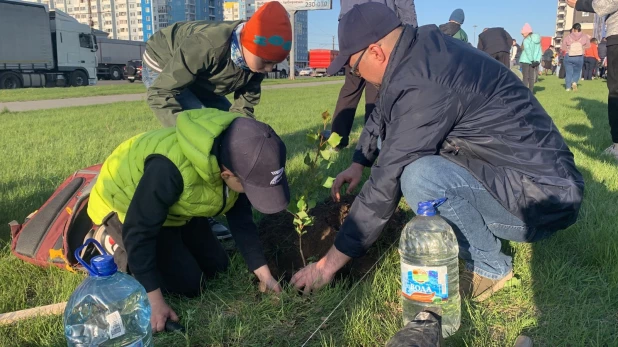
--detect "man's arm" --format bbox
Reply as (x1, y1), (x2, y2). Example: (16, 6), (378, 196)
(229, 74), (265, 118)
(394, 0), (418, 27)
(334, 85), (459, 259)
(147, 36), (213, 127)
(225, 194), (267, 272)
(352, 103), (383, 167)
(122, 155), (183, 293)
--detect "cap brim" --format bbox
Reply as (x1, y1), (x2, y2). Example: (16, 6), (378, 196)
(327, 54), (350, 76)
(242, 173), (290, 214)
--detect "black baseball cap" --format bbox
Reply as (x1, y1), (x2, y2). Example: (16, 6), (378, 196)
(327, 3), (402, 75)
(219, 117), (290, 214)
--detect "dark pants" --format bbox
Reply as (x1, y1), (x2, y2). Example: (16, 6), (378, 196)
(520, 63), (537, 92)
(583, 57), (597, 80)
(608, 42), (618, 143)
(491, 52), (511, 67)
(105, 215), (229, 296)
(331, 66), (379, 148)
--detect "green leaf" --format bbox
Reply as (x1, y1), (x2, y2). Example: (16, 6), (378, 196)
(305, 218), (314, 227)
(297, 198), (307, 211)
(293, 218), (303, 226)
(304, 153), (313, 167)
(297, 211), (309, 219)
(320, 149), (331, 161)
(504, 277), (522, 289)
(323, 177), (335, 189)
(306, 132), (319, 143)
(327, 132), (342, 148)
(308, 199), (316, 209)
(327, 161), (333, 170)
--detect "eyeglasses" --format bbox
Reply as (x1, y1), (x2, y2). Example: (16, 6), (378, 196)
(350, 49), (367, 77)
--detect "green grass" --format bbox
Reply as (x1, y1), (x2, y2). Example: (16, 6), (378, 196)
(0, 77), (617, 346)
(0, 77), (344, 103)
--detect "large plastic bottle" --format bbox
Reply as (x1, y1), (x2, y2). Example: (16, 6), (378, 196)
(64, 239), (153, 347)
(399, 198), (461, 337)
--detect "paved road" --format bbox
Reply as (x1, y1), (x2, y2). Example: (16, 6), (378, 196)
(0, 80), (343, 112)
(95, 76), (318, 86)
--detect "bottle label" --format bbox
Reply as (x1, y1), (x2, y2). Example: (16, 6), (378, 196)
(106, 311), (126, 339)
(401, 264), (448, 303)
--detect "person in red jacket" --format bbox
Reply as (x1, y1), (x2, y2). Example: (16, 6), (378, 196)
(584, 38), (601, 80)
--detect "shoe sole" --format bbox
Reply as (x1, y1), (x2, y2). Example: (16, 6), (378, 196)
(572, 83), (578, 92)
(217, 234), (233, 240)
(473, 271), (514, 302)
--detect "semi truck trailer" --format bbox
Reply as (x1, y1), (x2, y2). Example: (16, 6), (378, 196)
(0, 0), (97, 89)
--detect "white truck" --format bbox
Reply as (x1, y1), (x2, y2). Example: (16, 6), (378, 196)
(0, 0), (97, 89)
(93, 33), (146, 80)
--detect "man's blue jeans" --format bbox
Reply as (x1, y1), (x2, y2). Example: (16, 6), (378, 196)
(142, 66), (232, 112)
(400, 156), (531, 280)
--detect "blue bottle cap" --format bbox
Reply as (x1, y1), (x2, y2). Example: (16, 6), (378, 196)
(416, 198), (447, 216)
(90, 255), (118, 276)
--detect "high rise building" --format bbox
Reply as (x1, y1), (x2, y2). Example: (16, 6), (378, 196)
(25, 0), (224, 41)
(554, 0), (596, 49)
(223, 0), (308, 66)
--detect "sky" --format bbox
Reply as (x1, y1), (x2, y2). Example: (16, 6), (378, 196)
(307, 0), (558, 49)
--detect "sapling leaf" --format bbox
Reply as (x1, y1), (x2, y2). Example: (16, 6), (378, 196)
(308, 200), (317, 209)
(293, 218), (303, 226)
(327, 161), (333, 170)
(323, 177), (335, 188)
(304, 153), (313, 167)
(306, 133), (319, 143)
(297, 198), (307, 211)
(320, 149), (332, 161)
(321, 110), (330, 121)
(327, 132), (342, 148)
(297, 211), (309, 219)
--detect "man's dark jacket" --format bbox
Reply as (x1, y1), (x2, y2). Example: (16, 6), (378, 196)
(335, 25), (585, 258)
(477, 27), (513, 55)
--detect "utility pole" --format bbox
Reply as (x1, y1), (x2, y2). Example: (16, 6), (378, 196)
(289, 10), (296, 80)
(332, 35), (335, 50)
(473, 25), (478, 46)
(87, 0), (94, 28)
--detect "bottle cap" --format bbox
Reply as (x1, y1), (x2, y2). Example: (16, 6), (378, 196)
(416, 198), (447, 216)
(90, 255), (118, 276)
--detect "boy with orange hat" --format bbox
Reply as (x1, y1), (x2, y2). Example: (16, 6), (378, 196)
(142, 1), (292, 237)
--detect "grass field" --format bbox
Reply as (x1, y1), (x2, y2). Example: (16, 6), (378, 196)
(0, 77), (344, 103)
(0, 76), (617, 346)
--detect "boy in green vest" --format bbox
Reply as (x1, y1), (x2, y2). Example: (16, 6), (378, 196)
(142, 1), (292, 238)
(87, 110), (289, 332)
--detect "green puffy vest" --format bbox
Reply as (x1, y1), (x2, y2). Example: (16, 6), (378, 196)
(88, 109), (241, 227)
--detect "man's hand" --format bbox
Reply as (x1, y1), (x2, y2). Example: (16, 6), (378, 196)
(291, 246), (351, 294)
(290, 262), (335, 295)
(331, 163), (365, 202)
(147, 289), (179, 333)
(254, 264), (282, 294)
(567, 0), (577, 8)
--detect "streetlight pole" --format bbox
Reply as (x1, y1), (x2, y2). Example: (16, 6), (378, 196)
(473, 25), (478, 46)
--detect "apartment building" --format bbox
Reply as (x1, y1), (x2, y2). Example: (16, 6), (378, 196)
(26, 0), (224, 41)
(554, 0), (597, 49)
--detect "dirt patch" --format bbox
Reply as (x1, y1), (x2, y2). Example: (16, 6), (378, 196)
(259, 195), (408, 282)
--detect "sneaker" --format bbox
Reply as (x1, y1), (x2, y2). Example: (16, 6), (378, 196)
(572, 82), (578, 92)
(603, 144), (618, 160)
(209, 218), (232, 240)
(566, 89), (571, 92)
(459, 270), (514, 302)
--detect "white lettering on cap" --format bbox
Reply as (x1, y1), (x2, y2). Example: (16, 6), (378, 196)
(270, 167), (284, 185)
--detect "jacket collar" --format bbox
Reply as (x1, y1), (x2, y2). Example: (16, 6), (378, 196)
(381, 25), (418, 95)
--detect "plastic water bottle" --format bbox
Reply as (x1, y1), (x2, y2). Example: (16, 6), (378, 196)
(399, 198), (461, 337)
(64, 239), (153, 347)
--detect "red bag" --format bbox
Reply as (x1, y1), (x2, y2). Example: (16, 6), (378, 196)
(9, 164), (102, 270)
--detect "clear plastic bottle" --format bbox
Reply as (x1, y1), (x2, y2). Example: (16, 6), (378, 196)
(64, 239), (153, 347)
(399, 198), (461, 337)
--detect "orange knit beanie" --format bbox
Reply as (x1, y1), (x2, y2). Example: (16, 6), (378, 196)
(241, 1), (292, 62)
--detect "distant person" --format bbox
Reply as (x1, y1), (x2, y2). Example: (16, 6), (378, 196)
(519, 23), (542, 92)
(511, 39), (522, 68)
(439, 9), (468, 43)
(598, 37), (608, 78)
(584, 38), (601, 80)
(477, 27), (513, 67)
(142, 2), (292, 237)
(542, 45), (555, 75)
(563, 23), (591, 91)
(329, 0), (418, 149)
(568, 0), (618, 159)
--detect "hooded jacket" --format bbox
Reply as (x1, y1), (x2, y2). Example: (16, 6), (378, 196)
(564, 31), (592, 56)
(477, 27), (513, 55)
(439, 22), (468, 42)
(334, 25), (584, 258)
(519, 33), (542, 64)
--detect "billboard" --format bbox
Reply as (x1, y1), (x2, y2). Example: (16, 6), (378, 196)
(254, 0), (332, 12)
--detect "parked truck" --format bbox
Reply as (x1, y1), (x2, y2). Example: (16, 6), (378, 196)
(0, 0), (97, 89)
(93, 32), (146, 80)
(309, 49), (339, 77)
